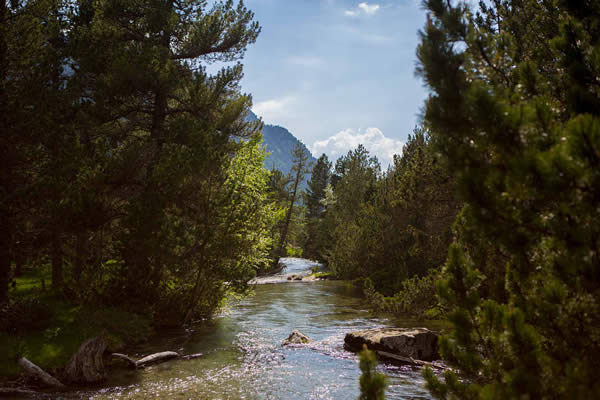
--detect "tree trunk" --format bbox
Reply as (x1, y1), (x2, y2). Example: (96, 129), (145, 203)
(73, 231), (86, 287)
(51, 230), (63, 290)
(0, 222), (11, 303)
(64, 335), (107, 384)
(14, 245), (24, 277)
(18, 357), (66, 388)
(274, 170), (302, 266)
(0, 0), (10, 304)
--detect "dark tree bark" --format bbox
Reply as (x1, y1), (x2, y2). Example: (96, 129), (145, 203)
(51, 230), (63, 290)
(64, 335), (107, 384)
(73, 231), (86, 287)
(0, 0), (11, 304)
(0, 222), (11, 303)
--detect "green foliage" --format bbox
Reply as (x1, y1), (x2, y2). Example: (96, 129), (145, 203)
(303, 154), (332, 261)
(272, 142), (312, 265)
(418, 0), (600, 398)
(0, 296), (151, 379)
(285, 244), (303, 257)
(327, 145), (380, 279)
(321, 130), (459, 315)
(358, 344), (387, 400)
(363, 269), (443, 319)
(0, 0), (274, 330)
(0, 298), (53, 334)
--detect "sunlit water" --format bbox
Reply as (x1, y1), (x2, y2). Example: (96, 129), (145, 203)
(65, 258), (442, 399)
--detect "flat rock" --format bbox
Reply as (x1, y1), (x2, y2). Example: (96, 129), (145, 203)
(282, 329), (312, 345)
(344, 328), (439, 361)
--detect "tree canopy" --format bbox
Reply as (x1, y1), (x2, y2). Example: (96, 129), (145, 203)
(418, 0), (600, 398)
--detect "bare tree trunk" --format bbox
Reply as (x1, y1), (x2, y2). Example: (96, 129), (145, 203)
(73, 231), (86, 287)
(0, 221), (11, 303)
(14, 244), (24, 277)
(51, 229), (63, 291)
(0, 0), (11, 304)
(274, 170), (302, 264)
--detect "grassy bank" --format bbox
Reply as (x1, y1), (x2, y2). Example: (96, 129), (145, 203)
(0, 268), (152, 381)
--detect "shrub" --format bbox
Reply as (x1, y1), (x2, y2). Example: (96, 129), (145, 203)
(0, 298), (53, 333)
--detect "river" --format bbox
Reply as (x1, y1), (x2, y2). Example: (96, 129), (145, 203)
(75, 258), (443, 399)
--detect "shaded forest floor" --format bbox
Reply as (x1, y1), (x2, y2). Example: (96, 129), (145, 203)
(0, 268), (152, 380)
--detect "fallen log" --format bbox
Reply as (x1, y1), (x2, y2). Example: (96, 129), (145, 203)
(111, 351), (181, 369)
(181, 353), (203, 360)
(111, 353), (138, 369)
(17, 357), (65, 389)
(136, 351), (180, 368)
(0, 387), (44, 397)
(64, 335), (107, 384)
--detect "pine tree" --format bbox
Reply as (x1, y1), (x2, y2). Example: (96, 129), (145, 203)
(67, 0), (263, 319)
(274, 142), (311, 263)
(328, 144), (380, 278)
(306, 154), (331, 219)
(358, 345), (387, 400)
(418, 0), (600, 398)
(303, 154), (331, 260)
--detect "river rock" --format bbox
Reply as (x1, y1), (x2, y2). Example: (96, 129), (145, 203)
(344, 328), (439, 361)
(282, 329), (312, 345)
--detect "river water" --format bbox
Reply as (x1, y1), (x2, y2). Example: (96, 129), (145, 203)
(74, 258), (442, 400)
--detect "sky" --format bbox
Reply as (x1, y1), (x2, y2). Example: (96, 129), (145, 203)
(223, 0), (429, 168)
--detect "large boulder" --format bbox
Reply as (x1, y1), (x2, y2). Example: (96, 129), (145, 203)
(282, 329), (312, 345)
(344, 328), (439, 361)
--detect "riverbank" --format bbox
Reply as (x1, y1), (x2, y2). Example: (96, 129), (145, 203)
(2, 259), (446, 399)
(0, 267), (152, 382)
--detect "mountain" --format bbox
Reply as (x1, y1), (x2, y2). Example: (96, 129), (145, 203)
(248, 111), (317, 176)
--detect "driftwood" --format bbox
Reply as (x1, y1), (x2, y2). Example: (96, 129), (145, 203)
(181, 353), (203, 360)
(111, 351), (182, 369)
(0, 387), (46, 398)
(375, 350), (447, 370)
(17, 357), (65, 388)
(136, 351), (180, 367)
(64, 335), (108, 384)
(111, 353), (138, 368)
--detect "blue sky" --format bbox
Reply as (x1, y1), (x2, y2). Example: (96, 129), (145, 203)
(231, 0), (428, 167)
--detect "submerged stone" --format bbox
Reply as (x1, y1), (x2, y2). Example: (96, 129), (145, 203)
(282, 329), (312, 345)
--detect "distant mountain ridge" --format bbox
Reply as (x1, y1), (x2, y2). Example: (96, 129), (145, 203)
(248, 111), (317, 176)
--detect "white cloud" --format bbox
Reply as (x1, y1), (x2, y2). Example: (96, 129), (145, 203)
(344, 2), (380, 17)
(312, 127), (403, 168)
(358, 2), (380, 14)
(288, 56), (325, 68)
(252, 96), (297, 123)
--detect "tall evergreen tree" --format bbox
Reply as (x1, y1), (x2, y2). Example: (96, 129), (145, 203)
(418, 0), (600, 398)
(306, 154), (331, 219)
(303, 154), (331, 260)
(327, 144), (380, 278)
(274, 142), (311, 263)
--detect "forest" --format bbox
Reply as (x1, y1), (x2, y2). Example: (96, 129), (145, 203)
(1, 0), (600, 399)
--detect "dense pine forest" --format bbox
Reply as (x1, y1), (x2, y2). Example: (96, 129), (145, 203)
(2, 0), (600, 399)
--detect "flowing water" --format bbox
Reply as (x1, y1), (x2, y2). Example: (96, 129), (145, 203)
(72, 258), (443, 400)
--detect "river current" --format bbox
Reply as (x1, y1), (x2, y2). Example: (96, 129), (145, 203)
(74, 258), (441, 399)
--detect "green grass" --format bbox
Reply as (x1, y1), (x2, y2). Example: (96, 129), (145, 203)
(1, 268), (152, 381)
